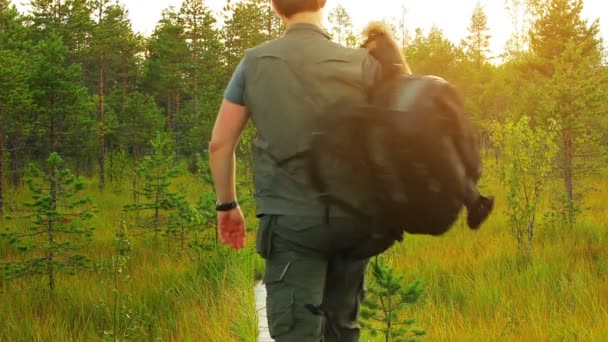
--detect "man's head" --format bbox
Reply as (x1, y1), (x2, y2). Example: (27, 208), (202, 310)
(271, 0), (326, 19)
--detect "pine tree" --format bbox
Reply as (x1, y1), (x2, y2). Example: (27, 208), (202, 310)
(144, 6), (190, 133)
(103, 219), (133, 340)
(0, 4), (34, 216)
(326, 5), (353, 46)
(28, 0), (94, 64)
(463, 2), (492, 69)
(361, 257), (426, 342)
(123, 132), (182, 244)
(29, 31), (94, 157)
(405, 26), (464, 81)
(177, 0), (226, 155)
(1, 1), (34, 200)
(89, 0), (138, 191)
(503, 0), (534, 59)
(0, 50), (32, 217)
(0, 153), (96, 292)
(166, 196), (202, 252)
(221, 0), (271, 72)
(91, 0), (110, 191)
(114, 92), (164, 202)
(525, 0), (606, 229)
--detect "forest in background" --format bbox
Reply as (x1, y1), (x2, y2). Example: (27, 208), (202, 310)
(1, 0), (608, 340)
(1, 0), (607, 221)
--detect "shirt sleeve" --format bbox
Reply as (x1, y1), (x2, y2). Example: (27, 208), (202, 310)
(223, 57), (247, 106)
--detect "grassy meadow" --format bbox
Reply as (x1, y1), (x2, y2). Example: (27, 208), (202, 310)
(0, 172), (261, 342)
(363, 166), (608, 341)
(1, 162), (607, 342)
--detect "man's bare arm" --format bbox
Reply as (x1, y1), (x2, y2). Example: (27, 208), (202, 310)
(209, 99), (249, 202)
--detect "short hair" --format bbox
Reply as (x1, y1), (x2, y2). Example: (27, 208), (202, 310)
(272, 0), (326, 18)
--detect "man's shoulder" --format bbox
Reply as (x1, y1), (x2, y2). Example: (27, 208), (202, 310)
(243, 36), (286, 57)
(246, 36), (369, 61)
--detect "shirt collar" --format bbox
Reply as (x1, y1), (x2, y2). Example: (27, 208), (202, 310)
(285, 23), (331, 40)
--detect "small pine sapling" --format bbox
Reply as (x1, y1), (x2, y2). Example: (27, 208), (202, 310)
(0, 152), (96, 293)
(165, 195), (203, 252)
(105, 219), (134, 341)
(124, 132), (182, 244)
(361, 257), (426, 342)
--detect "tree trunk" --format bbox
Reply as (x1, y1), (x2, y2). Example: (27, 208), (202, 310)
(154, 168), (161, 243)
(527, 215), (535, 257)
(132, 145), (140, 203)
(167, 94), (173, 132)
(121, 56), (128, 110)
(48, 163), (57, 293)
(98, 50), (106, 191)
(50, 96), (57, 153)
(8, 136), (20, 186)
(175, 91), (181, 121)
(0, 128), (4, 217)
(562, 129), (574, 229)
(193, 20), (199, 120)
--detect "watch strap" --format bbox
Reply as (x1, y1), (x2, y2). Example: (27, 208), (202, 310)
(215, 200), (238, 212)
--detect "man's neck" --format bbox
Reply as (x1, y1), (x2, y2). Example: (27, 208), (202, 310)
(284, 11), (323, 28)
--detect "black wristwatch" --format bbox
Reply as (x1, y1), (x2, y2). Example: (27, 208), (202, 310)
(215, 200), (238, 212)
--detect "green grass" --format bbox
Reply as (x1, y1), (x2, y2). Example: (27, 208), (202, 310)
(1, 166), (607, 341)
(0, 174), (259, 342)
(361, 169), (608, 341)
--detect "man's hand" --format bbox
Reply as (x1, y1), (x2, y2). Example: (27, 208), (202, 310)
(218, 207), (246, 250)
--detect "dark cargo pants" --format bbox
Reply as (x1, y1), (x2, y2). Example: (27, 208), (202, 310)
(256, 215), (371, 342)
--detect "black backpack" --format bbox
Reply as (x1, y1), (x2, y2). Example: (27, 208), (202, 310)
(302, 74), (488, 258)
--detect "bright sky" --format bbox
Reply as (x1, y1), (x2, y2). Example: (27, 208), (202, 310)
(11, 0), (608, 57)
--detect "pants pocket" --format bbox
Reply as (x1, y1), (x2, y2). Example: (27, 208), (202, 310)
(256, 215), (275, 259)
(265, 258), (295, 338)
(267, 287), (295, 337)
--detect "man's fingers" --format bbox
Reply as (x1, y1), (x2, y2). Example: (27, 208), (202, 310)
(218, 220), (246, 250)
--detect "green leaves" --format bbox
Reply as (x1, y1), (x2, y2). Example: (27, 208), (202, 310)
(327, 5), (354, 47)
(490, 116), (559, 254)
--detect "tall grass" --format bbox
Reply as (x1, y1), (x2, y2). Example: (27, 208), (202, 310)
(2, 166), (607, 341)
(360, 170), (608, 341)
(0, 174), (258, 342)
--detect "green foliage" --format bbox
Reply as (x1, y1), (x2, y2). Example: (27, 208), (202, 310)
(0, 47), (33, 216)
(106, 148), (130, 193)
(165, 195), (203, 252)
(0, 152), (96, 291)
(30, 30), (95, 155)
(102, 219), (134, 340)
(361, 257), (426, 342)
(114, 91), (165, 160)
(462, 2), (492, 67)
(123, 132), (182, 243)
(519, 0), (607, 230)
(327, 5), (355, 47)
(490, 116), (559, 256)
(175, 0), (226, 156)
(1, 1), (607, 339)
(405, 26), (464, 82)
(221, 0), (279, 72)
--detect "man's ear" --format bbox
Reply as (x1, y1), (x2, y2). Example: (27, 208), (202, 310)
(317, 0), (327, 9)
